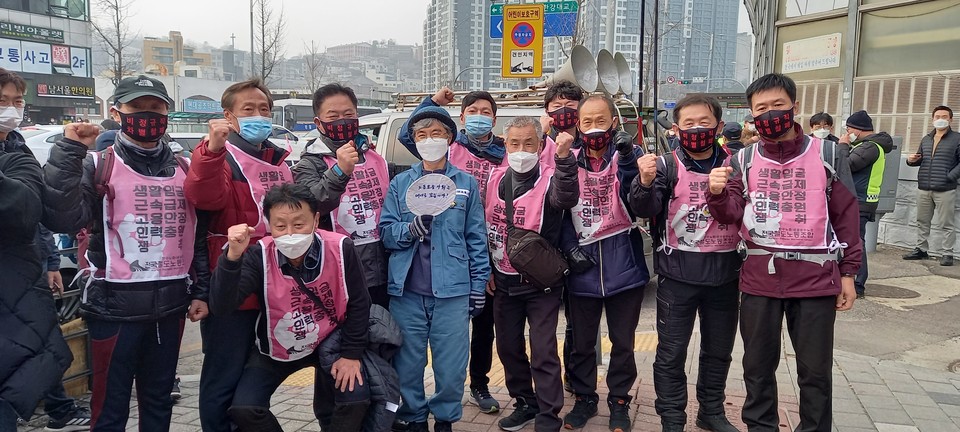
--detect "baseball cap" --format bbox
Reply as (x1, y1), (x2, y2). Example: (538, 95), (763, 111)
(112, 75), (174, 106)
(722, 123), (743, 140)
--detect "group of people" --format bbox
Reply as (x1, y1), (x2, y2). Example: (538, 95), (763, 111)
(1, 61), (956, 432)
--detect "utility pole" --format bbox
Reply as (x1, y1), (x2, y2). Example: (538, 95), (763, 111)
(249, 0), (255, 78)
(652, 0), (660, 140)
(706, 33), (714, 92)
(605, 0), (616, 52)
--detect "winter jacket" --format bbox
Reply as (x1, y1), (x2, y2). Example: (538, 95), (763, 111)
(39, 224), (60, 273)
(379, 162), (490, 298)
(317, 305), (402, 432)
(41, 135), (203, 321)
(492, 153), (580, 295)
(0, 146), (72, 420)
(706, 125), (864, 299)
(292, 135), (390, 290)
(565, 136), (651, 298)
(184, 132), (290, 310)
(849, 132), (894, 214)
(907, 127), (960, 192)
(397, 97), (506, 165)
(629, 146), (741, 286)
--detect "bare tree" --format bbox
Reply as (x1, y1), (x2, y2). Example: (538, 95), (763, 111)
(92, 0), (139, 85)
(252, 0), (286, 84)
(302, 40), (327, 92)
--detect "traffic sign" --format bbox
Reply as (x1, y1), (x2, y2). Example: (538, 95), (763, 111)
(663, 101), (677, 109)
(490, 1), (578, 38)
(692, 76), (706, 84)
(502, 4), (544, 79)
(666, 75), (676, 84)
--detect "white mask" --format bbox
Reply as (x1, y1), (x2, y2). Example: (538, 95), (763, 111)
(415, 137), (449, 162)
(933, 119), (950, 130)
(274, 232), (314, 259)
(812, 129), (830, 139)
(507, 151), (539, 174)
(848, 133), (859, 143)
(0, 106), (24, 133)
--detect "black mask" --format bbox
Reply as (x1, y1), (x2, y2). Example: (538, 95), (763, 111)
(319, 118), (359, 142)
(677, 126), (717, 153)
(118, 110), (167, 142)
(754, 108), (795, 140)
(581, 127), (614, 151)
(548, 107), (579, 130)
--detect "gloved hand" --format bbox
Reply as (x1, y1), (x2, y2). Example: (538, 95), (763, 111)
(615, 131), (635, 156)
(468, 291), (486, 317)
(410, 215), (434, 239)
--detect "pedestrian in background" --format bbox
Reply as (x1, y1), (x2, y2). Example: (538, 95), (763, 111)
(809, 112), (841, 143)
(904, 105), (960, 266)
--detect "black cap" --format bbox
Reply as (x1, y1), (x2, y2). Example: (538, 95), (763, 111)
(722, 122), (742, 140)
(112, 75), (173, 106)
(845, 110), (874, 131)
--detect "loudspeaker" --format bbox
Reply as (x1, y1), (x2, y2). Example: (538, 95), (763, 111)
(596, 49), (620, 95)
(532, 45), (598, 92)
(614, 52), (633, 95)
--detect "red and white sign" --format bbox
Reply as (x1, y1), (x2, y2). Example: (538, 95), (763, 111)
(51, 44), (69, 66)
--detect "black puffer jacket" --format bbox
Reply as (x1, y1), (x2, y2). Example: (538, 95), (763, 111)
(42, 135), (201, 321)
(907, 127), (960, 192)
(0, 144), (72, 420)
(317, 304), (402, 432)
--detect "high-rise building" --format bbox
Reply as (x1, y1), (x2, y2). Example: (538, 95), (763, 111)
(659, 0), (739, 91)
(142, 31), (215, 77)
(578, 0), (645, 97)
(422, 0), (493, 92)
(0, 1), (97, 123)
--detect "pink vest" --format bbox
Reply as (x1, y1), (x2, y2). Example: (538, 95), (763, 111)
(225, 143), (292, 238)
(484, 165), (551, 274)
(448, 142), (503, 201)
(539, 136), (558, 169)
(664, 153), (739, 253)
(103, 152), (196, 283)
(741, 138), (831, 249)
(571, 152), (634, 245)
(323, 151), (389, 245)
(259, 230), (349, 362)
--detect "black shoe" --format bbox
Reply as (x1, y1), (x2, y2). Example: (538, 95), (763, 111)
(662, 423), (685, 432)
(498, 398), (539, 431)
(393, 420), (428, 432)
(941, 255), (954, 266)
(44, 405), (91, 432)
(562, 396), (598, 429)
(171, 377), (182, 402)
(563, 372), (574, 394)
(903, 248), (929, 260)
(469, 385), (501, 413)
(608, 399), (631, 432)
(434, 420), (453, 432)
(857, 292), (865, 299)
(696, 413), (740, 432)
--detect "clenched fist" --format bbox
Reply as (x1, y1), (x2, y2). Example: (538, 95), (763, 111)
(709, 166), (734, 195)
(226, 223), (255, 261)
(336, 141), (360, 176)
(637, 153), (658, 187)
(432, 86), (455, 106)
(540, 114), (554, 134)
(64, 123), (101, 149)
(555, 131), (574, 158)
(206, 119), (233, 153)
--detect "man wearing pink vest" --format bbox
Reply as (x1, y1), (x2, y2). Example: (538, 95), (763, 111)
(293, 83), (391, 309)
(209, 183), (370, 432)
(707, 73), (862, 432)
(42, 75), (205, 431)
(484, 116), (579, 432)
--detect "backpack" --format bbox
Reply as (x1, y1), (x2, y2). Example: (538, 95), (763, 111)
(75, 147), (190, 270)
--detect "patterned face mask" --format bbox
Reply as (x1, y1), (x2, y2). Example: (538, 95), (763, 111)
(753, 108), (795, 140)
(677, 126), (718, 153)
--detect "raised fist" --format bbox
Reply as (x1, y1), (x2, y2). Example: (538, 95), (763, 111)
(432, 86), (455, 106)
(64, 123), (101, 149)
(709, 166), (734, 195)
(555, 132), (574, 158)
(637, 153), (658, 187)
(335, 141), (360, 176)
(206, 119), (233, 153)
(226, 223), (255, 261)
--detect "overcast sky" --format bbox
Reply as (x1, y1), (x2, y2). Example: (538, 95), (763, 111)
(121, 0), (752, 56)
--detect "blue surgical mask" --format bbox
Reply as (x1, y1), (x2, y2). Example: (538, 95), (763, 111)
(464, 114), (494, 138)
(237, 115), (273, 143)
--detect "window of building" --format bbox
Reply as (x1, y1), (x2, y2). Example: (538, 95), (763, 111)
(857, 1), (960, 77)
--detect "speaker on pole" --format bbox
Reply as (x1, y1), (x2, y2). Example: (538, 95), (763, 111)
(531, 45), (598, 92)
(614, 52), (633, 95)
(596, 49), (620, 95)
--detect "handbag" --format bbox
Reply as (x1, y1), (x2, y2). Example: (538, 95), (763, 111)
(503, 172), (570, 292)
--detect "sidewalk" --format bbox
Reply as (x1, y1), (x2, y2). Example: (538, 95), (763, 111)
(17, 247), (960, 431)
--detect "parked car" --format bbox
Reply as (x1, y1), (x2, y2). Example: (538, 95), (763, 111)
(20, 125), (64, 166)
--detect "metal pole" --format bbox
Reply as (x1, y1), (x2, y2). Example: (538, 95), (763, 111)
(652, 0), (660, 140)
(638, 0), (646, 106)
(605, 0), (616, 52)
(841, 0), (859, 119)
(250, 0), (255, 77)
(706, 33), (714, 93)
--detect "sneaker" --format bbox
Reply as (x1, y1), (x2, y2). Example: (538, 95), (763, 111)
(902, 248), (929, 260)
(695, 413), (740, 432)
(171, 377), (182, 402)
(662, 422), (685, 432)
(941, 255), (954, 266)
(434, 420), (453, 432)
(470, 386), (500, 414)
(608, 399), (631, 432)
(44, 405), (91, 432)
(562, 396), (598, 429)
(498, 398), (539, 431)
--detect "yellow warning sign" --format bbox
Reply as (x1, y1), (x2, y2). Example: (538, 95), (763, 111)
(501, 4), (544, 79)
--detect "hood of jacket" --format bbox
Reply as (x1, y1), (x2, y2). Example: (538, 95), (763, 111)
(860, 131), (894, 153)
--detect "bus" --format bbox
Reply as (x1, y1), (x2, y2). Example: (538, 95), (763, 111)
(272, 98), (384, 133)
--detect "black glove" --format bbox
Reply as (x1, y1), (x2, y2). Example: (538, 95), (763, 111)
(410, 215), (434, 239)
(615, 132), (635, 156)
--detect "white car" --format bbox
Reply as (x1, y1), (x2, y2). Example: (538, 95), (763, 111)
(20, 125), (64, 167)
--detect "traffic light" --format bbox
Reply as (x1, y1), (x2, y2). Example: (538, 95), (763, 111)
(679, 79), (692, 85)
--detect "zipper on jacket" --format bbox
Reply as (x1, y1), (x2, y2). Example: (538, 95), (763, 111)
(598, 240), (606, 297)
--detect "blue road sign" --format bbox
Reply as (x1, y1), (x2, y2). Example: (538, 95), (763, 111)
(663, 101), (677, 109)
(490, 12), (577, 38)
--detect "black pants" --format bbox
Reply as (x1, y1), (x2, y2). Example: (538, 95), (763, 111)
(469, 292), (495, 389)
(229, 351), (369, 432)
(653, 277), (739, 425)
(88, 314), (183, 431)
(856, 212), (872, 295)
(561, 287), (573, 381)
(740, 294), (836, 432)
(567, 287), (643, 401)
(494, 288), (564, 432)
(199, 309), (259, 432)
(369, 283), (390, 309)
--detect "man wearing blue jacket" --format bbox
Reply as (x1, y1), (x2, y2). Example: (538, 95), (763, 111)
(562, 95), (650, 432)
(380, 106), (490, 432)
